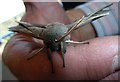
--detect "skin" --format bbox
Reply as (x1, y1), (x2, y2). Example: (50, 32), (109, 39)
(66, 8), (97, 41)
(2, 2), (119, 80)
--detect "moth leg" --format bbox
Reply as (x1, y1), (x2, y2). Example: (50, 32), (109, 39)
(56, 16), (84, 42)
(60, 42), (66, 67)
(27, 47), (44, 60)
(65, 40), (89, 44)
(56, 4), (112, 42)
(47, 48), (54, 73)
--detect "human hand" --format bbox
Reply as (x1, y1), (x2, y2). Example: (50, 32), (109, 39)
(2, 2), (119, 80)
(2, 33), (119, 80)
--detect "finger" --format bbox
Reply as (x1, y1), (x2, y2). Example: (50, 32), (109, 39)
(52, 36), (118, 80)
(2, 34), (51, 80)
(2, 35), (118, 80)
(99, 71), (119, 81)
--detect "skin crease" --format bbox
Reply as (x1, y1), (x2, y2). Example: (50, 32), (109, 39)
(2, 34), (118, 80)
(22, 2), (70, 25)
(2, 2), (119, 80)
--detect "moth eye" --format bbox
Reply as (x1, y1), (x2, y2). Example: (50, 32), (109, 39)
(55, 33), (58, 35)
(32, 28), (35, 30)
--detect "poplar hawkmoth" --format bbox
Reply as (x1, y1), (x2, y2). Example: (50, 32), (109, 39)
(9, 4), (112, 73)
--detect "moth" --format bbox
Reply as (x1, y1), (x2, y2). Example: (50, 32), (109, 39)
(9, 4), (112, 73)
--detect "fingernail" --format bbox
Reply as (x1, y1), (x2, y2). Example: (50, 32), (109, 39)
(112, 55), (120, 72)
